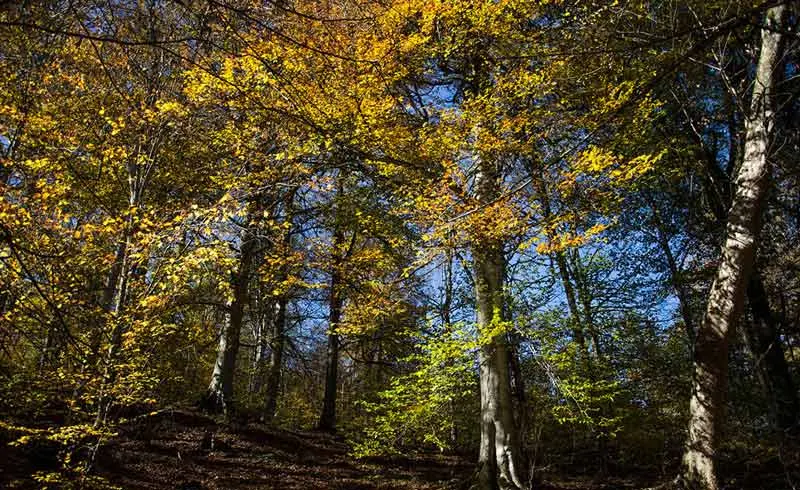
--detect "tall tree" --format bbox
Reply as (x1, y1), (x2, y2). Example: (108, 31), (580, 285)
(204, 199), (258, 415)
(318, 201), (345, 432)
(680, 5), (788, 489)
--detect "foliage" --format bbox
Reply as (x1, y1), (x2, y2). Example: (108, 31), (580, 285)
(352, 324), (478, 457)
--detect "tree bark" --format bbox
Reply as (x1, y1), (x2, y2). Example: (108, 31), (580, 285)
(204, 211), (257, 416)
(556, 252), (588, 357)
(318, 227), (344, 432)
(474, 158), (524, 490)
(251, 299), (271, 394)
(695, 75), (797, 437)
(568, 249), (602, 360)
(264, 295), (288, 421)
(259, 192), (295, 420)
(93, 182), (139, 426)
(680, 5), (786, 489)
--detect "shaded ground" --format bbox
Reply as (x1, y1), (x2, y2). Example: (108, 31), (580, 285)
(5, 409), (790, 489)
(91, 410), (665, 490)
(0, 408), (673, 490)
(88, 409), (470, 490)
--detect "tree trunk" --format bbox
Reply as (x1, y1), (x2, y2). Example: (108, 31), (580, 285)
(474, 157), (524, 490)
(264, 295), (288, 421)
(680, 6), (786, 488)
(508, 333), (527, 450)
(251, 300), (271, 394)
(649, 200), (697, 351)
(475, 243), (525, 490)
(263, 191), (295, 420)
(93, 186), (138, 426)
(319, 227), (344, 432)
(569, 250), (601, 360)
(536, 180), (590, 367)
(555, 251), (589, 360)
(204, 214), (256, 416)
(443, 242), (454, 327)
(695, 69), (797, 437)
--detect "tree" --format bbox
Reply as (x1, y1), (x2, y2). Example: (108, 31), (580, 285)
(203, 198), (258, 415)
(680, 5), (789, 489)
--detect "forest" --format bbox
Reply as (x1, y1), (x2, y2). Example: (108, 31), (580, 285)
(0, 1), (799, 489)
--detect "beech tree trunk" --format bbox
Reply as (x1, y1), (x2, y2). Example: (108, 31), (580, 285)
(696, 81), (797, 436)
(474, 157), (524, 490)
(569, 250), (602, 360)
(205, 213), (256, 416)
(681, 5), (786, 489)
(251, 301), (271, 395)
(93, 181), (140, 426)
(263, 295), (288, 421)
(319, 227), (344, 432)
(261, 192), (295, 420)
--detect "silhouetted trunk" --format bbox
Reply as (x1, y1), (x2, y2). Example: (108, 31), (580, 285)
(263, 295), (288, 421)
(555, 251), (588, 360)
(443, 242), (454, 327)
(649, 200), (697, 350)
(261, 192), (295, 420)
(508, 333), (527, 450)
(744, 273), (799, 433)
(681, 6), (786, 489)
(474, 158), (524, 490)
(319, 227), (344, 432)
(567, 249), (611, 473)
(538, 181), (590, 367)
(204, 213), (256, 416)
(38, 323), (58, 373)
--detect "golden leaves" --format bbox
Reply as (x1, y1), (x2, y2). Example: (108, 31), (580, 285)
(534, 222), (608, 254)
(570, 145), (666, 184)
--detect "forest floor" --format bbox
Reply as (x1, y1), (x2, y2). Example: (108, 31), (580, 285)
(1, 408), (684, 489)
(92, 408), (472, 490)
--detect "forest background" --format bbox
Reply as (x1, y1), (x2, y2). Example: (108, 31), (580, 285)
(1, 1), (799, 489)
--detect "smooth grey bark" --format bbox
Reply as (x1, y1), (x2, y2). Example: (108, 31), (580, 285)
(695, 87), (797, 437)
(205, 212), (257, 416)
(474, 158), (524, 490)
(251, 301), (271, 394)
(681, 5), (786, 489)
